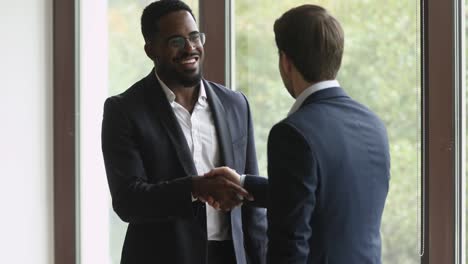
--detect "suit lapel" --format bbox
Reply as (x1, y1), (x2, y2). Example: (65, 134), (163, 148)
(143, 71), (198, 176)
(204, 81), (244, 255)
(203, 80), (235, 168)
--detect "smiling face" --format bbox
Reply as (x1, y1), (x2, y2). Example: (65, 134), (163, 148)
(145, 10), (204, 88)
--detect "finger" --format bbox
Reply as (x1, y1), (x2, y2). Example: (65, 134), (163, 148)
(237, 193), (254, 202)
(203, 170), (216, 177)
(222, 206), (232, 212)
(221, 198), (242, 211)
(227, 193), (244, 206)
(206, 199), (215, 207)
(206, 167), (230, 177)
(220, 202), (233, 212)
(216, 168), (240, 185)
(225, 181), (251, 199)
(206, 196), (214, 205)
(245, 193), (254, 201)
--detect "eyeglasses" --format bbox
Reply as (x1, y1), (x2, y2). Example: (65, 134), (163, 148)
(167, 32), (206, 50)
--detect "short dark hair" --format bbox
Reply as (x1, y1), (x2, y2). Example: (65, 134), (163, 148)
(274, 5), (344, 82)
(141, 0), (195, 43)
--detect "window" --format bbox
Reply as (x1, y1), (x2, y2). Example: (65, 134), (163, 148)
(233, 1), (421, 263)
(53, 0), (463, 263)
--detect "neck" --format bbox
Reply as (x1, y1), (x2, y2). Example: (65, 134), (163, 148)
(291, 73), (315, 98)
(156, 70), (200, 113)
(172, 85), (199, 113)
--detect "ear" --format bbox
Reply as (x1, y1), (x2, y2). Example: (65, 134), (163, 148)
(144, 42), (156, 61)
(280, 51), (293, 76)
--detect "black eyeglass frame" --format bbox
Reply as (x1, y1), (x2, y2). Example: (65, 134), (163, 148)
(165, 32), (206, 50)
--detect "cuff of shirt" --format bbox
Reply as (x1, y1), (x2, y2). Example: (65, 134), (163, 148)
(240, 174), (246, 187)
(236, 174), (247, 201)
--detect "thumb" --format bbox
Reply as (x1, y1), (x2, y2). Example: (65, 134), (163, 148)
(204, 167), (229, 177)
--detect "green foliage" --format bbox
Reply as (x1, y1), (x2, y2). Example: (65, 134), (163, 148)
(107, 0), (152, 96)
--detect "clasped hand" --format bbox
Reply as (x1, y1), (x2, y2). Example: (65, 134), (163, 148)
(192, 167), (253, 211)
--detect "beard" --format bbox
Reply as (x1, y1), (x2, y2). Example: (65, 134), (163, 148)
(157, 53), (203, 88)
(179, 68), (203, 87)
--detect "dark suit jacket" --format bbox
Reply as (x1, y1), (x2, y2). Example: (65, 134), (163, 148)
(101, 70), (267, 264)
(244, 87), (390, 264)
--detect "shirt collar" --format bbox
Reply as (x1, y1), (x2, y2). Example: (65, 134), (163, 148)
(154, 69), (207, 106)
(288, 80), (340, 115)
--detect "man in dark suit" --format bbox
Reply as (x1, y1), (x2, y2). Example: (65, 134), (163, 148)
(208, 4), (390, 264)
(101, 1), (266, 263)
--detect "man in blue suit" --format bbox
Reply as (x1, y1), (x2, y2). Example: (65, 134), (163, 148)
(208, 4), (390, 264)
(101, 1), (266, 263)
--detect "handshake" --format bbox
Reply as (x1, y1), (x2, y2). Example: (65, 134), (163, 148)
(192, 167), (253, 211)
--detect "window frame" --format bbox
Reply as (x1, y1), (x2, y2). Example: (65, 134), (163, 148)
(53, 0), (77, 263)
(422, 0), (464, 263)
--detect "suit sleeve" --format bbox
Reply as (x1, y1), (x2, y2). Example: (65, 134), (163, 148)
(101, 97), (194, 223)
(243, 175), (268, 208)
(266, 122), (317, 264)
(239, 93), (268, 264)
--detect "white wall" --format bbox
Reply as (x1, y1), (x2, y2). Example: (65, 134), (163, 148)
(0, 0), (54, 263)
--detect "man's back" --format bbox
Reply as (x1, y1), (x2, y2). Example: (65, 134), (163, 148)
(266, 87), (390, 264)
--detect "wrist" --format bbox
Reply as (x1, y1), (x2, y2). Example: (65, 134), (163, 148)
(191, 176), (200, 199)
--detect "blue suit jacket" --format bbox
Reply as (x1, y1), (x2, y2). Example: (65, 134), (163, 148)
(102, 70), (267, 264)
(244, 87), (390, 264)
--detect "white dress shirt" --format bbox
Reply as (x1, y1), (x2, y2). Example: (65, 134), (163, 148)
(288, 80), (340, 115)
(155, 71), (230, 241)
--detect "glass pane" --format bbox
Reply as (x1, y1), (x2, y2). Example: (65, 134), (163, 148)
(234, 1), (421, 263)
(79, 1), (199, 263)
